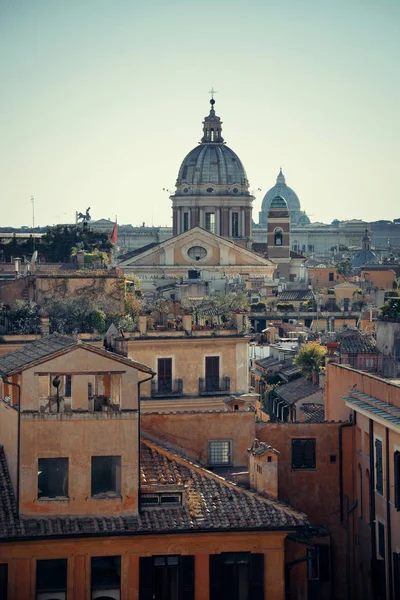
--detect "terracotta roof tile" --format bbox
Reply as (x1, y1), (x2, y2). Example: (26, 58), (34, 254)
(0, 440), (308, 541)
(275, 377), (320, 405)
(300, 404), (325, 423)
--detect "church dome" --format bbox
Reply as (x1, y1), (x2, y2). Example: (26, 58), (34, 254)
(174, 99), (250, 197)
(261, 169), (302, 224)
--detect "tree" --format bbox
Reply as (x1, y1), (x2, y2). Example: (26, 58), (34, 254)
(380, 298), (400, 321)
(294, 342), (327, 380)
(41, 225), (113, 263)
(336, 259), (352, 277)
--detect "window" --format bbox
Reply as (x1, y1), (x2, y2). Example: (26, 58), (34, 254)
(375, 438), (383, 495)
(157, 358), (172, 394)
(292, 439), (316, 469)
(394, 451), (400, 510)
(36, 559), (67, 600)
(308, 245), (314, 253)
(378, 522), (385, 559)
(65, 375), (72, 397)
(0, 564), (8, 600)
(232, 213), (239, 237)
(330, 455), (337, 464)
(210, 553), (264, 600)
(205, 212), (216, 233)
(91, 556), (121, 600)
(188, 246), (207, 261)
(141, 493), (182, 507)
(38, 458), (68, 498)
(91, 456), (121, 497)
(140, 555), (194, 600)
(307, 545), (330, 582)
(329, 272), (334, 282)
(358, 464), (363, 519)
(183, 212), (189, 232)
(274, 228), (283, 246)
(208, 440), (232, 466)
(394, 553), (400, 594)
(205, 356), (220, 391)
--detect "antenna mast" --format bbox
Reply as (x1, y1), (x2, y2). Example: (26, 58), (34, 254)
(31, 196), (35, 252)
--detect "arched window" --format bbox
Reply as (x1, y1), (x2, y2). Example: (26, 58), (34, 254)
(274, 228), (283, 246)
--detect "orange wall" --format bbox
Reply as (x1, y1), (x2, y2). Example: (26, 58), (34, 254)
(308, 267), (344, 289)
(0, 530), (289, 600)
(361, 269), (395, 291)
(256, 421), (347, 600)
(126, 337), (248, 397)
(141, 411), (255, 467)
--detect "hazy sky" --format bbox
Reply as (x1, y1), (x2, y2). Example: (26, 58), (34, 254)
(0, 0), (399, 228)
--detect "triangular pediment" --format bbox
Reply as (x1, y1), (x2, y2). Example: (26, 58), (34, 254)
(119, 227), (276, 268)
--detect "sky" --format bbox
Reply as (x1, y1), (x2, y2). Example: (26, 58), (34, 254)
(0, 0), (399, 229)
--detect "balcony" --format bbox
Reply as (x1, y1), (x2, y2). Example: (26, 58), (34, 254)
(151, 379), (183, 398)
(199, 377), (230, 396)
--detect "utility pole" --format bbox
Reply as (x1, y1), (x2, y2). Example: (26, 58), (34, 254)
(31, 196), (35, 252)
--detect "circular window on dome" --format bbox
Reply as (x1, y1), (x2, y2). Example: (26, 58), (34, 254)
(183, 187), (189, 193)
(188, 246), (207, 261)
(233, 187), (238, 193)
(206, 187), (214, 193)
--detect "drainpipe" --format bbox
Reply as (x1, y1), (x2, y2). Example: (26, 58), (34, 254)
(1, 376), (21, 519)
(386, 427), (393, 600)
(137, 372), (155, 511)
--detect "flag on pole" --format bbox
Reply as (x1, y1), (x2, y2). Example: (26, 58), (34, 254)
(110, 219), (118, 244)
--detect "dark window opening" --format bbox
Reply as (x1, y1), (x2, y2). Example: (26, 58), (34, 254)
(88, 381), (93, 398)
(140, 555), (194, 600)
(375, 439), (383, 494)
(0, 564), (8, 600)
(36, 559), (67, 599)
(329, 272), (334, 281)
(208, 440), (231, 466)
(232, 213), (239, 237)
(330, 454), (337, 464)
(158, 358), (172, 394)
(307, 545), (330, 582)
(183, 213), (189, 232)
(65, 374), (72, 397)
(205, 356), (220, 391)
(292, 439), (316, 470)
(234, 404), (239, 411)
(274, 228), (283, 246)
(378, 522), (385, 559)
(38, 458), (68, 498)
(393, 552), (400, 593)
(267, 456), (272, 463)
(210, 553), (264, 600)
(91, 556), (121, 599)
(91, 456), (121, 497)
(394, 451), (400, 510)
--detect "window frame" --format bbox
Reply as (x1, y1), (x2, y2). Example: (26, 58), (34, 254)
(38, 457), (69, 499)
(374, 437), (384, 495)
(291, 438), (316, 470)
(91, 555), (121, 598)
(208, 440), (232, 467)
(394, 450), (400, 510)
(36, 558), (67, 599)
(91, 455), (121, 498)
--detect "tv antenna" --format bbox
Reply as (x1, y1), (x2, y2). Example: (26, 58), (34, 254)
(23, 250), (38, 276)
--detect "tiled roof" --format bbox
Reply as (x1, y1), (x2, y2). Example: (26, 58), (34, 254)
(0, 334), (154, 376)
(300, 404), (325, 423)
(276, 290), (313, 302)
(0, 440), (308, 541)
(0, 334), (76, 376)
(275, 377), (320, 405)
(339, 334), (377, 354)
(254, 357), (280, 369)
(248, 440), (280, 456)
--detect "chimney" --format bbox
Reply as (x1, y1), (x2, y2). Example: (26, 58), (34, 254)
(182, 313), (192, 334)
(114, 337), (128, 357)
(40, 315), (50, 336)
(138, 314), (147, 336)
(235, 312), (244, 333)
(248, 441), (279, 499)
(14, 257), (21, 279)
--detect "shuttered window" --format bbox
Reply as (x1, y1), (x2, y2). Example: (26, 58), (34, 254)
(139, 555), (194, 600)
(292, 438), (316, 469)
(378, 522), (385, 559)
(375, 439), (383, 495)
(394, 451), (400, 510)
(210, 553), (264, 600)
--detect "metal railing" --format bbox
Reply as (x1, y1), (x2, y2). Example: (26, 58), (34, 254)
(151, 378), (183, 398)
(199, 376), (230, 395)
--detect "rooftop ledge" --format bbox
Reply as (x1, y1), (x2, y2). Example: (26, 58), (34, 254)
(21, 410), (138, 420)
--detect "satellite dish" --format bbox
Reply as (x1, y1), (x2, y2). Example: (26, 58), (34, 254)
(31, 250), (38, 264)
